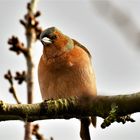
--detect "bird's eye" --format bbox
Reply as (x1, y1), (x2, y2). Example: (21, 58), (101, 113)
(51, 35), (57, 40)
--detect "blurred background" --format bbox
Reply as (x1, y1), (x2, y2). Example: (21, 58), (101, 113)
(0, 0), (140, 140)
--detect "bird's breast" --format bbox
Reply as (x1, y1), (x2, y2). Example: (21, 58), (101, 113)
(38, 47), (96, 100)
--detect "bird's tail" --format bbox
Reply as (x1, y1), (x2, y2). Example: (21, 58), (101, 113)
(91, 116), (96, 127)
(80, 117), (96, 140)
(80, 118), (91, 140)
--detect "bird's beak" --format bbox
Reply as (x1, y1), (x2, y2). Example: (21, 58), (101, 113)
(40, 29), (52, 46)
(41, 37), (52, 46)
(40, 27), (56, 46)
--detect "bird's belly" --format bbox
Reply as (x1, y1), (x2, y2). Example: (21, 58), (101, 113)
(39, 67), (96, 100)
(40, 74), (80, 99)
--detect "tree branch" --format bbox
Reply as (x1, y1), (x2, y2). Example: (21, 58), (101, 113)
(0, 92), (139, 128)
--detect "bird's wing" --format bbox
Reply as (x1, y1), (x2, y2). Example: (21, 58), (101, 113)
(72, 39), (91, 58)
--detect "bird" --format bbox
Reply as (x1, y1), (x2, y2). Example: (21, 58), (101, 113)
(38, 27), (97, 140)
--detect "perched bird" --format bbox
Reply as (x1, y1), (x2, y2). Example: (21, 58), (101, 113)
(38, 27), (97, 140)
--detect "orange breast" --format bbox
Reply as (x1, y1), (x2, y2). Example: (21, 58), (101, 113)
(38, 46), (97, 100)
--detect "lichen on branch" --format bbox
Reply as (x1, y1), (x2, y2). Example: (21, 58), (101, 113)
(0, 92), (139, 128)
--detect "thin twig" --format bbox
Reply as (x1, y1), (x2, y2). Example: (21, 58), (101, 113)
(4, 70), (21, 104)
(21, 0), (41, 140)
(32, 124), (46, 140)
(14, 71), (27, 84)
(8, 36), (28, 57)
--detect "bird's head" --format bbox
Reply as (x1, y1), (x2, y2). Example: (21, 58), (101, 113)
(40, 27), (74, 52)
